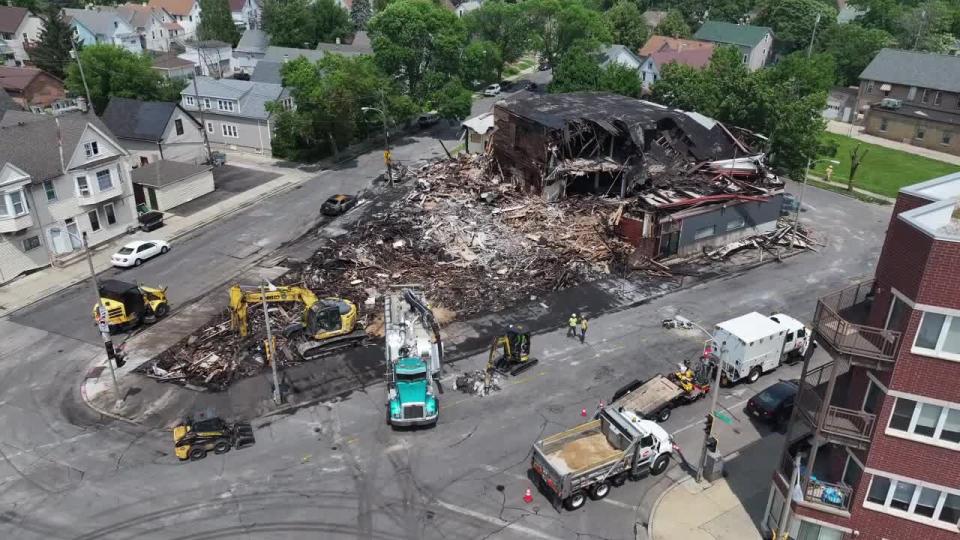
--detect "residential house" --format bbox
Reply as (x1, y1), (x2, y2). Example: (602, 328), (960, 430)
(765, 172), (960, 540)
(641, 10), (668, 31)
(100, 97), (206, 166)
(0, 110), (137, 283)
(315, 37), (372, 55)
(152, 53), (195, 79)
(131, 160), (213, 212)
(233, 28), (268, 75)
(148, 0), (201, 39)
(0, 66), (66, 111)
(634, 36), (716, 90)
(638, 35), (714, 58)
(836, 0), (866, 24)
(692, 21), (773, 71)
(857, 49), (960, 156)
(824, 86), (858, 123)
(456, 1), (482, 17)
(180, 76), (288, 154)
(117, 4), (177, 52)
(180, 40), (234, 78)
(252, 43), (372, 84)
(462, 112), (493, 153)
(64, 7), (142, 54)
(0, 6), (42, 66)
(599, 44), (658, 90)
(228, 0), (260, 30)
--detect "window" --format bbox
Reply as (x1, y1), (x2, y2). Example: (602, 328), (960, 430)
(9, 191), (25, 215)
(943, 132), (953, 145)
(916, 126), (926, 140)
(886, 296), (909, 332)
(185, 95), (195, 106)
(889, 398), (915, 431)
(83, 141), (99, 157)
(942, 409), (960, 443)
(43, 179), (56, 201)
(104, 203), (116, 225)
(76, 176), (90, 197)
(222, 124), (239, 138)
(206, 121), (214, 133)
(96, 169), (113, 191)
(88, 209), (100, 232)
(915, 403), (942, 437)
(742, 54), (748, 64)
(888, 397), (960, 444)
(866, 474), (960, 527)
(203, 98), (211, 109)
(921, 89), (929, 103)
(890, 480), (917, 511)
(907, 86), (917, 101)
(842, 456), (862, 487)
(0, 194), (7, 216)
(796, 521), (844, 540)
(915, 488), (940, 518)
(880, 118), (888, 132)
(189, 15), (193, 21)
(913, 311), (960, 356)
(726, 217), (745, 231)
(22, 236), (40, 251)
(217, 100), (235, 111)
(863, 379), (883, 414)
(866, 81), (874, 94)
(867, 475), (890, 504)
(694, 225), (716, 240)
(934, 91), (942, 105)
(280, 97), (294, 111)
(941, 494), (960, 525)
(175, 118), (184, 135)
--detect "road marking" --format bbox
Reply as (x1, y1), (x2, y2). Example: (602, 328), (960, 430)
(599, 498), (636, 510)
(481, 465), (528, 481)
(434, 500), (565, 540)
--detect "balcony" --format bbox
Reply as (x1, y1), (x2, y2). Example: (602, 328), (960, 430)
(778, 440), (859, 517)
(795, 362), (876, 449)
(0, 212), (33, 233)
(813, 279), (901, 368)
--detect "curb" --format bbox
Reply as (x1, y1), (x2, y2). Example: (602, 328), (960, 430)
(645, 479), (679, 540)
(79, 374), (141, 426)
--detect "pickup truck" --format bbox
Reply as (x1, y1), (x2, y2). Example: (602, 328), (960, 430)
(531, 407), (674, 510)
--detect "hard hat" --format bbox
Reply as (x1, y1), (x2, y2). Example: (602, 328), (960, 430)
(572, 313), (577, 317)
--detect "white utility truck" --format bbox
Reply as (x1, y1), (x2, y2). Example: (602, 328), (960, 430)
(711, 312), (811, 385)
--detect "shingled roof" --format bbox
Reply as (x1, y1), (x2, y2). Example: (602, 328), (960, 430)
(693, 21), (772, 48)
(859, 48), (960, 93)
(100, 97), (199, 142)
(0, 111), (117, 183)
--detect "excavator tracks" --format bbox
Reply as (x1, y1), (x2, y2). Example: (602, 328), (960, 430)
(295, 330), (369, 360)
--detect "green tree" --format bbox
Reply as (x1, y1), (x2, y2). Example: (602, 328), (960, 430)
(604, 1), (648, 51)
(525, 0), (610, 66)
(464, 0), (531, 79)
(756, 0), (838, 53)
(598, 62), (643, 97)
(428, 79), (473, 120)
(765, 51), (836, 96)
(654, 9), (691, 38)
(895, 0), (956, 52)
(64, 44), (171, 114)
(368, 0), (466, 100)
(462, 40), (502, 86)
(31, 6), (75, 80)
(351, 0), (373, 29)
(262, 0), (315, 48)
(312, 0), (353, 43)
(549, 42), (602, 93)
(847, 0), (903, 33)
(197, 0), (241, 46)
(816, 23), (895, 86)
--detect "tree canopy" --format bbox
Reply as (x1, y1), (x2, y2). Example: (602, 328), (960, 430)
(549, 42), (642, 97)
(463, 0), (531, 79)
(197, 0), (241, 46)
(816, 23), (895, 86)
(262, 0), (352, 48)
(311, 0), (354, 44)
(65, 44), (185, 114)
(31, 6), (75, 80)
(350, 0), (373, 29)
(604, 1), (649, 51)
(654, 9), (691, 38)
(756, 0), (838, 53)
(524, 0), (610, 66)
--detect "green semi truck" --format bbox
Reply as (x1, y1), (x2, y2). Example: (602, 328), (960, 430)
(384, 289), (442, 428)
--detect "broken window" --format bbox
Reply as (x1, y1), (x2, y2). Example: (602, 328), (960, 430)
(694, 225), (716, 240)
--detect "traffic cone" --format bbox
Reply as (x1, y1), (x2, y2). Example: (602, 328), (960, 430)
(581, 408), (587, 417)
(523, 488), (533, 503)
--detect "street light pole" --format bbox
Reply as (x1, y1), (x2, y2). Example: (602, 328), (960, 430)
(806, 12), (822, 59)
(697, 334), (726, 483)
(70, 38), (93, 111)
(260, 279), (281, 404)
(362, 105), (393, 187)
(793, 157), (839, 247)
(80, 231), (123, 406)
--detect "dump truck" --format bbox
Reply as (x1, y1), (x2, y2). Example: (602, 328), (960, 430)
(608, 359), (713, 423)
(383, 289), (442, 428)
(711, 312), (812, 386)
(531, 407), (674, 511)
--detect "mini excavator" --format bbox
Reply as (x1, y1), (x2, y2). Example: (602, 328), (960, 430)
(486, 324), (539, 376)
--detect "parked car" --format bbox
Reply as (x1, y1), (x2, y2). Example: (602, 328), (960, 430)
(515, 80), (537, 91)
(745, 380), (798, 429)
(483, 84), (501, 97)
(781, 193), (799, 215)
(417, 111), (440, 128)
(321, 194), (357, 216)
(111, 240), (170, 268)
(499, 80), (514, 92)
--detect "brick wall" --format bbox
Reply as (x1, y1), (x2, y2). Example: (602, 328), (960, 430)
(917, 239), (960, 309)
(873, 193), (935, 305)
(863, 109), (960, 157)
(847, 475), (959, 540)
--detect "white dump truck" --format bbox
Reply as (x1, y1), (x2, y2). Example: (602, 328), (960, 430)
(711, 312), (812, 385)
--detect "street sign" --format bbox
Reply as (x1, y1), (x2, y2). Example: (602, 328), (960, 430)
(713, 410), (734, 425)
(97, 306), (110, 334)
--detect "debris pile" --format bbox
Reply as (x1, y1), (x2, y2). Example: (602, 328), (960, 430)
(454, 370), (502, 397)
(704, 221), (819, 261)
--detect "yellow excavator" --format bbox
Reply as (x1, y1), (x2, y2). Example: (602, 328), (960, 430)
(228, 284), (366, 359)
(487, 324), (539, 376)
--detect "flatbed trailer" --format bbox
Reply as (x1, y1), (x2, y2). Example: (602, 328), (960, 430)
(610, 371), (710, 423)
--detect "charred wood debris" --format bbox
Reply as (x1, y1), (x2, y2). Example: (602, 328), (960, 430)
(147, 148), (817, 390)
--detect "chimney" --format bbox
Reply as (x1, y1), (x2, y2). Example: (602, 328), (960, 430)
(77, 96), (89, 112)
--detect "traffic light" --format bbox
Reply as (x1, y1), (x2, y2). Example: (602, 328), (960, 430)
(706, 436), (718, 453)
(704, 413), (714, 434)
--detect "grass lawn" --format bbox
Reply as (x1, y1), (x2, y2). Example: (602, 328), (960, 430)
(810, 132), (960, 198)
(502, 56), (536, 78)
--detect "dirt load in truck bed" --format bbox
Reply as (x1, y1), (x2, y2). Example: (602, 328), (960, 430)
(548, 433), (621, 473)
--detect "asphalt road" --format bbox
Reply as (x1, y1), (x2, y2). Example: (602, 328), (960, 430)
(0, 175), (892, 539)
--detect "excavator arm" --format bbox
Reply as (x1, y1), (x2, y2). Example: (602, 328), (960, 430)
(228, 285), (319, 337)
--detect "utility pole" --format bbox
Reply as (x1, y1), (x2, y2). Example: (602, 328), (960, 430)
(697, 339), (726, 483)
(260, 280), (281, 404)
(83, 232), (123, 406)
(70, 38), (93, 111)
(806, 12), (821, 58)
(193, 44), (213, 163)
(362, 99), (393, 187)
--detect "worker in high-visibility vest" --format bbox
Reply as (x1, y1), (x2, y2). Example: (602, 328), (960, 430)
(579, 317), (589, 343)
(567, 313), (578, 337)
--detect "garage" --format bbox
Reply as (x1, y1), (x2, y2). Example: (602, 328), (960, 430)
(131, 160), (215, 212)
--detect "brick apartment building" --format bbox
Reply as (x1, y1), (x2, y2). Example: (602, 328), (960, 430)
(763, 172), (960, 539)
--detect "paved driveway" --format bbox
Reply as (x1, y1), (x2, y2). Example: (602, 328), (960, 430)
(169, 165), (281, 217)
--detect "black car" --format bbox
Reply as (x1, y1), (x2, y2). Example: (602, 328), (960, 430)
(745, 380), (798, 428)
(416, 111), (439, 128)
(321, 194), (357, 216)
(499, 80), (514, 92)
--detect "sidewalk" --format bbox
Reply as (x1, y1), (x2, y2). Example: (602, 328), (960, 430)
(805, 174), (895, 203)
(825, 120), (960, 166)
(649, 433), (782, 540)
(0, 157), (313, 317)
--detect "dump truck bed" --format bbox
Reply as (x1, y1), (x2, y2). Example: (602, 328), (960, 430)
(613, 374), (683, 416)
(532, 418), (630, 499)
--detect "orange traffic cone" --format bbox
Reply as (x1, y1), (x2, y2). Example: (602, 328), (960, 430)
(523, 488), (533, 503)
(581, 408), (587, 417)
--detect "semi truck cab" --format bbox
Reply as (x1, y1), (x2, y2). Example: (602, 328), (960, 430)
(387, 356), (439, 427)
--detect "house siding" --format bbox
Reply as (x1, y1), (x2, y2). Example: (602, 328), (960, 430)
(119, 109), (206, 165)
(676, 196), (782, 255)
(200, 112), (272, 154)
(154, 169), (213, 210)
(863, 109), (960, 156)
(746, 33), (773, 71)
(0, 224), (50, 283)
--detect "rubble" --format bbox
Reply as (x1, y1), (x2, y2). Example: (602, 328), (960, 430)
(454, 370), (502, 397)
(704, 221), (820, 261)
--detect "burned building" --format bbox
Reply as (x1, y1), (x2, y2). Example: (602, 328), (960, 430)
(491, 92), (785, 260)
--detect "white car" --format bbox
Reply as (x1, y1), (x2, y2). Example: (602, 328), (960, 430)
(111, 240), (170, 268)
(483, 83), (501, 97)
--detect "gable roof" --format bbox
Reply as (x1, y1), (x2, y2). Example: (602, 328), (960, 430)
(0, 88), (21, 113)
(0, 66), (57, 92)
(693, 21), (772, 48)
(148, 0), (196, 16)
(638, 35), (713, 57)
(228, 0), (247, 12)
(859, 48), (960, 93)
(650, 47), (714, 70)
(236, 28), (269, 54)
(0, 110), (117, 183)
(250, 61), (283, 84)
(101, 97), (199, 142)
(0, 6), (29, 35)
(116, 4), (165, 29)
(599, 44), (647, 69)
(153, 53), (194, 70)
(64, 8), (133, 37)
(183, 76), (286, 119)
(132, 159), (211, 187)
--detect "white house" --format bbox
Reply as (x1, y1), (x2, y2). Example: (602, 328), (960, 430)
(148, 0), (201, 39)
(0, 110), (138, 283)
(131, 160), (214, 212)
(600, 44), (659, 90)
(100, 97), (207, 166)
(181, 40), (234, 78)
(180, 76), (287, 154)
(233, 28), (268, 75)
(64, 7), (142, 54)
(229, 0), (260, 30)
(117, 4), (177, 52)
(0, 6), (43, 66)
